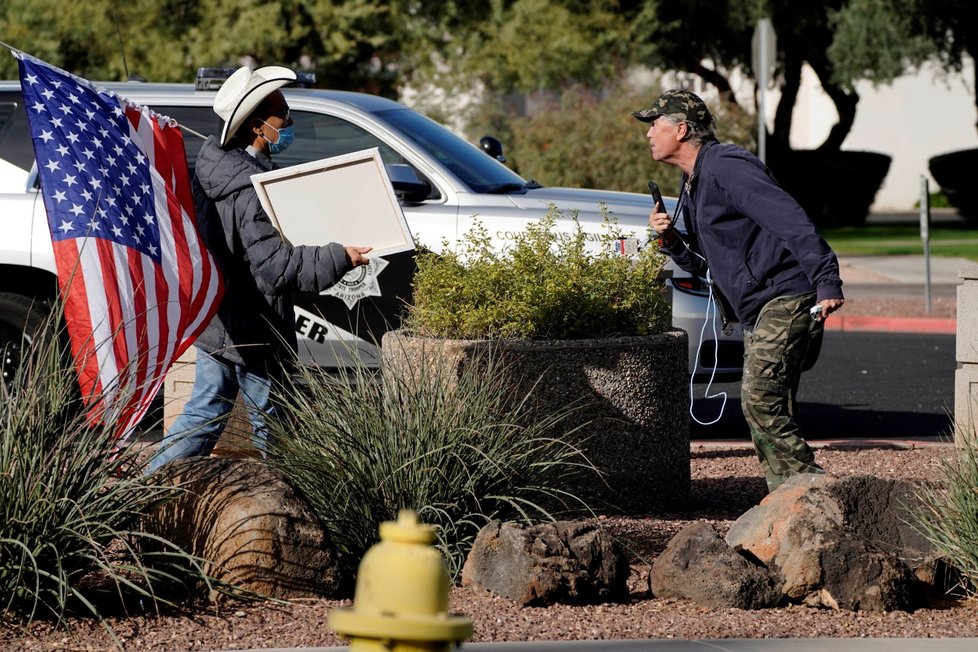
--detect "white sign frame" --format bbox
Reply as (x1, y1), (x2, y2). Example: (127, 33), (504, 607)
(251, 147), (415, 257)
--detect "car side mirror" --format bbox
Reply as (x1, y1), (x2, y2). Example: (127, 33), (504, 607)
(386, 163), (431, 203)
(479, 136), (506, 162)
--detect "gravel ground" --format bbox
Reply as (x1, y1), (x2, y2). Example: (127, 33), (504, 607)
(3, 444), (977, 651)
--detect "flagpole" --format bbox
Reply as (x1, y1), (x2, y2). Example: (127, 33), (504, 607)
(0, 39), (22, 54)
(178, 124), (207, 140)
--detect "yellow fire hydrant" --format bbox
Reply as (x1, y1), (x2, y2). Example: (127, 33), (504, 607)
(328, 510), (474, 652)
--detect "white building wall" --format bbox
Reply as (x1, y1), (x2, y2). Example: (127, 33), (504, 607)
(773, 59), (977, 211)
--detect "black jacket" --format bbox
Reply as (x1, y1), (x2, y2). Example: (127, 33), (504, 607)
(192, 137), (351, 369)
(661, 140), (844, 328)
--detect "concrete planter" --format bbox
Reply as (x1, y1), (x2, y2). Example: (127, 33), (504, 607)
(382, 329), (690, 514)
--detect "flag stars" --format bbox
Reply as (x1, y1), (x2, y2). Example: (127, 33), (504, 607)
(72, 160), (86, 173)
(88, 219), (101, 231)
(52, 189), (67, 203)
(142, 213), (155, 225)
(32, 101), (46, 113)
(82, 148), (95, 160)
(59, 220), (74, 234)
(51, 117), (63, 128)
(41, 89), (54, 100)
(140, 183), (150, 195)
(63, 174), (77, 187)
(111, 225), (123, 238)
(56, 144), (69, 156)
(39, 130), (54, 143)
(80, 189), (93, 202)
(25, 73), (38, 85)
(69, 204), (84, 217)
(65, 132), (79, 144)
(44, 159), (60, 173)
(58, 103), (72, 115)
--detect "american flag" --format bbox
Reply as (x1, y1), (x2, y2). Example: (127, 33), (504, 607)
(16, 52), (223, 441)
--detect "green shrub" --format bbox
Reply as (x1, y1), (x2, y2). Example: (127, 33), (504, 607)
(0, 310), (211, 626)
(266, 349), (592, 579)
(911, 437), (978, 596)
(404, 205), (670, 340)
(504, 82), (756, 196)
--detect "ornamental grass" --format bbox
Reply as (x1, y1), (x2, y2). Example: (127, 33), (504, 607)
(911, 432), (978, 597)
(0, 307), (212, 628)
(267, 347), (593, 579)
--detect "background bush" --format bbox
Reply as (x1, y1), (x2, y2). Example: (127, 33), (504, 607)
(405, 206), (670, 340)
(0, 311), (211, 625)
(267, 349), (592, 580)
(501, 83), (756, 197)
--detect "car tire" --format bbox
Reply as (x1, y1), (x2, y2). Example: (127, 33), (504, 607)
(0, 292), (54, 385)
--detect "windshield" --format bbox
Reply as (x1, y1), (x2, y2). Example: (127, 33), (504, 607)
(375, 108), (529, 193)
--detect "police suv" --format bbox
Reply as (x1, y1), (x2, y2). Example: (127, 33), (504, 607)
(0, 70), (744, 382)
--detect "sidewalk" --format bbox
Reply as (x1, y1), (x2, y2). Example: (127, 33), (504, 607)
(829, 253), (973, 334)
(262, 641), (978, 652)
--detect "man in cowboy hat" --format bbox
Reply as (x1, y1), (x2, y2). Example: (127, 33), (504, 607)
(634, 89), (845, 493)
(148, 65), (371, 472)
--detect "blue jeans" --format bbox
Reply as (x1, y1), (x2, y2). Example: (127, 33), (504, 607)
(147, 349), (277, 474)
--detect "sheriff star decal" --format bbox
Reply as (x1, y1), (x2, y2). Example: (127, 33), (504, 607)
(323, 256), (388, 309)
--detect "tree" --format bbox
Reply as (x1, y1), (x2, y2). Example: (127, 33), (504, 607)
(904, 0), (978, 132)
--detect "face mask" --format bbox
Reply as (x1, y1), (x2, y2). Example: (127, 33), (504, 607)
(261, 120), (294, 155)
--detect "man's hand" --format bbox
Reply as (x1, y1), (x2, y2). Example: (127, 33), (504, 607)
(649, 203), (676, 244)
(813, 298), (845, 320)
(344, 245), (372, 267)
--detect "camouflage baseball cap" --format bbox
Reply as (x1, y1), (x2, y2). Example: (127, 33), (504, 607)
(631, 89), (715, 127)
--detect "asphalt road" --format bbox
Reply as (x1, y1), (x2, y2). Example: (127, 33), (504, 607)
(689, 330), (956, 441)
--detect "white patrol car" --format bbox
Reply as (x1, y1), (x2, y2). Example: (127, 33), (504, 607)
(0, 71), (744, 383)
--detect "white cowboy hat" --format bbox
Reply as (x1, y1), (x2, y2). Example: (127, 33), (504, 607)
(213, 65), (297, 146)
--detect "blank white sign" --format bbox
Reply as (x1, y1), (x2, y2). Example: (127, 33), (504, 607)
(251, 148), (415, 257)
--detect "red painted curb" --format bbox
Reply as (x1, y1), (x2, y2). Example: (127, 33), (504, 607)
(823, 315), (956, 334)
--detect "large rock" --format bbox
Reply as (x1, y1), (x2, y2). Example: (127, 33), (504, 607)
(461, 520), (629, 605)
(725, 473), (936, 611)
(143, 458), (344, 601)
(650, 521), (781, 609)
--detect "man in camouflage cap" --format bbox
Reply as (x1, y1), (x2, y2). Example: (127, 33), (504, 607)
(634, 89), (845, 493)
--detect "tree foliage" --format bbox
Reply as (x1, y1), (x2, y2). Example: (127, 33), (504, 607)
(1, 0), (974, 141)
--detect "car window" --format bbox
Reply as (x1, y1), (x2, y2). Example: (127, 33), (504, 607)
(275, 111), (441, 200)
(0, 92), (38, 172)
(376, 107), (528, 193)
(154, 105), (222, 177)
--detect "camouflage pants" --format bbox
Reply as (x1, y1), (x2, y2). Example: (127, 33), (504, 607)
(741, 291), (824, 492)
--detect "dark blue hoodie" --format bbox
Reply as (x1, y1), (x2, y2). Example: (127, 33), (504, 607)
(661, 140), (844, 328)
